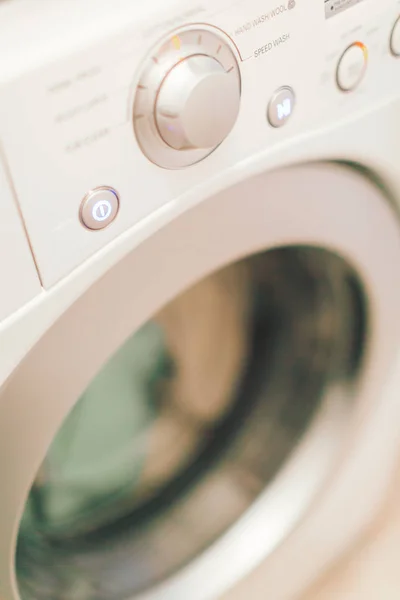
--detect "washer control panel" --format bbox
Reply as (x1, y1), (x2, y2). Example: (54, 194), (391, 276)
(133, 27), (241, 169)
(0, 0), (398, 291)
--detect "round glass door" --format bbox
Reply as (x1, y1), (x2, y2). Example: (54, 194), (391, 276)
(16, 246), (366, 600)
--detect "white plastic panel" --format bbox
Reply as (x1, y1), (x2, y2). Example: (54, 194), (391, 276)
(0, 154), (41, 322)
(0, 0), (398, 289)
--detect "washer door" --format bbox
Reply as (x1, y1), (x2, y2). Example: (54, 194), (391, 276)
(2, 163), (400, 600)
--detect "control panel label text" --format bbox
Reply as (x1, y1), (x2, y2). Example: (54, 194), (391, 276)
(254, 33), (290, 58)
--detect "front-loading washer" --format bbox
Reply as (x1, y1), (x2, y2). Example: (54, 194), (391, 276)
(1, 1), (400, 599)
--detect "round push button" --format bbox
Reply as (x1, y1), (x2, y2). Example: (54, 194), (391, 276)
(267, 87), (296, 128)
(80, 187), (119, 231)
(336, 42), (368, 91)
(390, 16), (400, 56)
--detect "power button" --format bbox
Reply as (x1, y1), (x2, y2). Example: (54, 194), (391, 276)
(80, 187), (120, 231)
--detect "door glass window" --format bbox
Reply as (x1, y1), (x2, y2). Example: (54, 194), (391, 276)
(16, 246), (367, 600)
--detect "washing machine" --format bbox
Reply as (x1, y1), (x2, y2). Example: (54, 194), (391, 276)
(1, 0), (400, 599)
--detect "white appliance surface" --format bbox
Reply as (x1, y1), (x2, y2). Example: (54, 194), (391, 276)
(1, 1), (400, 599)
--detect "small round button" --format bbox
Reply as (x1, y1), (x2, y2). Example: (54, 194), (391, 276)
(336, 42), (368, 91)
(390, 16), (400, 57)
(80, 187), (119, 231)
(267, 87), (296, 128)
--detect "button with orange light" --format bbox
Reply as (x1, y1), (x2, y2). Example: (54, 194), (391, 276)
(336, 42), (368, 91)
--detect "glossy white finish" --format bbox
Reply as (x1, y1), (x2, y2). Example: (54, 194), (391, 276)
(1, 0), (400, 599)
(0, 0), (398, 287)
(336, 42), (368, 91)
(2, 163), (400, 600)
(155, 55), (240, 150)
(0, 152), (41, 321)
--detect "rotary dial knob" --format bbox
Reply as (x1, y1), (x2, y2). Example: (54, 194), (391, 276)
(133, 27), (241, 169)
(156, 54), (240, 151)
